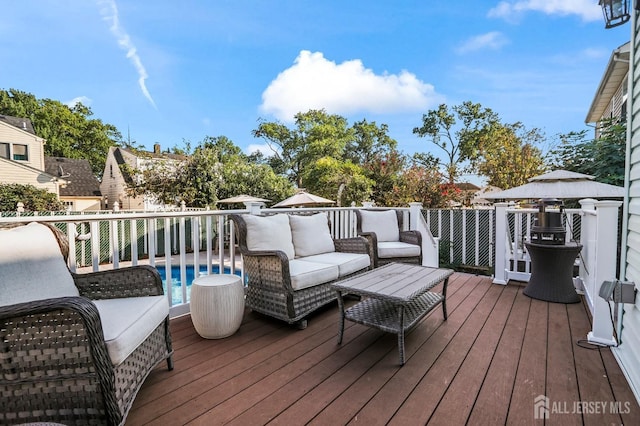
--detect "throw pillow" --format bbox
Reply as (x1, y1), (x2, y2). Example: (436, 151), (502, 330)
(289, 213), (335, 257)
(0, 222), (79, 306)
(243, 214), (295, 259)
(359, 209), (400, 242)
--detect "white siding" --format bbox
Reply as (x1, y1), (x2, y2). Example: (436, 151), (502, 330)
(0, 160), (58, 193)
(617, 11), (640, 405)
(0, 121), (45, 170)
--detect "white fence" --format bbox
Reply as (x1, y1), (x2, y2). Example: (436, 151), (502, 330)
(1, 204), (436, 318)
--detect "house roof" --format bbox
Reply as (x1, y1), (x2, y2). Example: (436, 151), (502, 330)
(44, 157), (101, 197)
(586, 41), (630, 123)
(455, 182), (480, 191)
(0, 115), (36, 135)
(118, 147), (186, 161)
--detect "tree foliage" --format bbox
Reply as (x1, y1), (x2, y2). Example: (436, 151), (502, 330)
(549, 119), (626, 187)
(0, 183), (64, 212)
(252, 109), (353, 187)
(471, 122), (546, 189)
(0, 88), (122, 176)
(301, 157), (374, 206)
(413, 102), (498, 184)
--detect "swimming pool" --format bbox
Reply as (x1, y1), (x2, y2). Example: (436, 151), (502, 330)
(155, 264), (241, 304)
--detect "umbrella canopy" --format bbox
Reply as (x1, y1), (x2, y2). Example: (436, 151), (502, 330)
(483, 170), (625, 200)
(217, 194), (270, 204)
(272, 189), (336, 208)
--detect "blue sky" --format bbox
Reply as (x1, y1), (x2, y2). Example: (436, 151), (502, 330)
(0, 1), (631, 183)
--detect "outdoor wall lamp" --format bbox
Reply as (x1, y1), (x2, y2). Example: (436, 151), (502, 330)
(599, 0), (637, 28)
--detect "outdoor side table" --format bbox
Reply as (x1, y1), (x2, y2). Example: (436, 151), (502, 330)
(524, 242), (582, 304)
(191, 274), (244, 338)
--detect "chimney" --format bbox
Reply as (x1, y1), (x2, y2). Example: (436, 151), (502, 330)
(154, 143), (161, 154)
(22, 121), (27, 130)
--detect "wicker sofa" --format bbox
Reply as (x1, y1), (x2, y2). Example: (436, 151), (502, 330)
(0, 222), (173, 426)
(355, 209), (422, 268)
(230, 212), (371, 328)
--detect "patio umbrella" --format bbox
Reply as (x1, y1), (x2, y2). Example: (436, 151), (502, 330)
(482, 170), (625, 200)
(217, 194), (270, 204)
(272, 189), (336, 208)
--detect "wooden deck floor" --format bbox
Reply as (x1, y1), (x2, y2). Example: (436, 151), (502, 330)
(128, 273), (640, 425)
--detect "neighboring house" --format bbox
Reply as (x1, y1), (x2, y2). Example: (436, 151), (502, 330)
(585, 41), (630, 132)
(44, 157), (102, 211)
(471, 185), (502, 207)
(455, 182), (481, 206)
(0, 115), (68, 197)
(100, 144), (186, 211)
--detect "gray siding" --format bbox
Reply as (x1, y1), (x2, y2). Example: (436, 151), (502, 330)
(617, 11), (640, 404)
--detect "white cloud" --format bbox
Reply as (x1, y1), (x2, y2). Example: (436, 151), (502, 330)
(260, 50), (443, 122)
(97, 0), (156, 108)
(488, 0), (602, 22)
(65, 96), (93, 108)
(457, 32), (509, 54)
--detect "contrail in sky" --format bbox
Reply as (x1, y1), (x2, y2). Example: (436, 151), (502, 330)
(97, 0), (157, 109)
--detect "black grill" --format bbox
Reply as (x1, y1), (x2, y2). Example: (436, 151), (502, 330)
(530, 199), (565, 245)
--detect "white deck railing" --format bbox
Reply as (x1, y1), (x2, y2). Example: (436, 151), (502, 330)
(1, 203), (436, 318)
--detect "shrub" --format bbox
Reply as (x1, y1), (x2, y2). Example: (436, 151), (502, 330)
(0, 183), (64, 212)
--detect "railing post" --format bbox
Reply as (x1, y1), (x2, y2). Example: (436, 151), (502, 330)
(246, 201), (262, 215)
(408, 202), (421, 231)
(493, 202), (509, 285)
(584, 199), (623, 346)
(409, 202), (439, 267)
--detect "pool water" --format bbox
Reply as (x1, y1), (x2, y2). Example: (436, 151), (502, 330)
(155, 264), (241, 304)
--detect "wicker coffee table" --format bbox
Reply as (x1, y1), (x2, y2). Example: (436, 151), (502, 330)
(332, 262), (453, 365)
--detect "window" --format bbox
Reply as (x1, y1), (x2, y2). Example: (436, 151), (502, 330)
(0, 143), (8, 159)
(13, 144), (28, 161)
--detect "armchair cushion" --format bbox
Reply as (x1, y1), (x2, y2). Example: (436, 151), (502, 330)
(244, 214), (295, 259)
(378, 241), (422, 259)
(358, 209), (400, 242)
(93, 295), (169, 365)
(0, 222), (79, 306)
(289, 213), (335, 257)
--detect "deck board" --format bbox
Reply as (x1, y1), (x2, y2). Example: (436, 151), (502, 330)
(128, 273), (640, 425)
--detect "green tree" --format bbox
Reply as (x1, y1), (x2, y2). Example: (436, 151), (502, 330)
(252, 109), (352, 187)
(301, 157), (374, 206)
(0, 88), (121, 175)
(471, 122), (546, 189)
(387, 165), (447, 208)
(0, 183), (64, 212)
(549, 119), (626, 187)
(413, 102), (498, 184)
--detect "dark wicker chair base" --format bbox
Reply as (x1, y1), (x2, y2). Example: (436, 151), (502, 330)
(0, 300), (173, 426)
(377, 256), (422, 267)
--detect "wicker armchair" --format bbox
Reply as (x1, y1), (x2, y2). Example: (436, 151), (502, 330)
(230, 213), (371, 328)
(0, 223), (173, 426)
(355, 209), (422, 268)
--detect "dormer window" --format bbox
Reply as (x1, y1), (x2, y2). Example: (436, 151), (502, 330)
(13, 144), (28, 161)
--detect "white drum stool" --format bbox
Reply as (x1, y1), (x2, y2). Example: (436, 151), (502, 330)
(190, 274), (244, 339)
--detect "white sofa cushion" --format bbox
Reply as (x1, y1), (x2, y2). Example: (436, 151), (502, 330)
(359, 210), (399, 242)
(377, 241), (421, 259)
(0, 222), (79, 306)
(243, 214), (295, 260)
(301, 252), (370, 277)
(288, 259), (339, 291)
(289, 213), (335, 257)
(93, 295), (169, 365)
